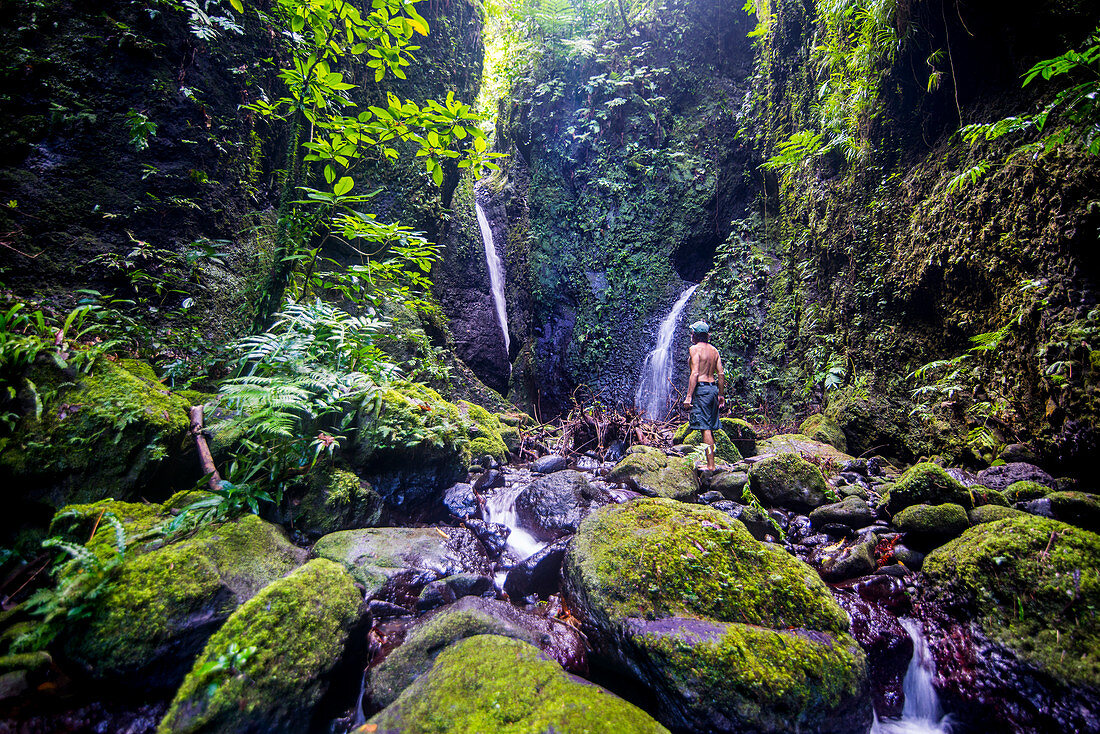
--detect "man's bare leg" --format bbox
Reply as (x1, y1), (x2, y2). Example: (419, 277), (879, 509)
(702, 429), (716, 471)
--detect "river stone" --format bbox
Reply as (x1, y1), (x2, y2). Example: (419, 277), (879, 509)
(705, 468), (749, 498)
(416, 573), (494, 612)
(1047, 491), (1100, 532)
(530, 454), (568, 474)
(816, 539), (877, 582)
(368, 596), (587, 709)
(63, 513), (306, 691)
(975, 462), (1055, 492)
(754, 433), (856, 465)
(442, 482), (480, 518)
(969, 485), (1009, 507)
(290, 467), (384, 537)
(922, 516), (1100, 731)
(159, 559), (363, 734)
(798, 413), (848, 453)
(606, 445), (698, 500)
(311, 526), (491, 598)
(710, 501), (772, 540)
(503, 537), (570, 601)
(563, 499), (870, 733)
(461, 518), (509, 558)
(880, 462), (972, 515)
(968, 504), (1025, 524)
(1004, 480), (1053, 503)
(366, 635), (667, 733)
(892, 503), (970, 546)
(514, 470), (610, 541)
(671, 424), (743, 464)
(809, 496), (874, 529)
(748, 453), (830, 511)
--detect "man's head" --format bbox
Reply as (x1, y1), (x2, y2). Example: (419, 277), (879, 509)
(689, 320), (709, 343)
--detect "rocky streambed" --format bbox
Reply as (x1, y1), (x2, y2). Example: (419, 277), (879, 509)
(1, 409), (1097, 733)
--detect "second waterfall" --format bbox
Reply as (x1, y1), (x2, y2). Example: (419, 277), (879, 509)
(475, 201), (510, 356)
(634, 284), (699, 420)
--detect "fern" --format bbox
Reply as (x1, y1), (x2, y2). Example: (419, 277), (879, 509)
(946, 161), (991, 193)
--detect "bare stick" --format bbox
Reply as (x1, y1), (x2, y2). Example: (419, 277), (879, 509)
(189, 405), (222, 491)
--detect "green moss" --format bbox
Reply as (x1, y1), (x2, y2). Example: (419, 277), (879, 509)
(883, 462), (972, 515)
(1048, 491), (1100, 532)
(606, 447), (698, 500)
(636, 621), (866, 731)
(748, 453), (829, 510)
(49, 498), (165, 562)
(566, 499), (848, 634)
(367, 635), (669, 733)
(970, 486), (1009, 507)
(159, 559), (361, 734)
(672, 423), (743, 464)
(923, 516), (1100, 688)
(797, 414), (848, 453)
(722, 417), (758, 455)
(497, 424), (521, 453)
(892, 503), (970, 537)
(968, 505), (1025, 524)
(460, 401), (509, 462)
(1005, 480), (1053, 503)
(294, 467), (383, 535)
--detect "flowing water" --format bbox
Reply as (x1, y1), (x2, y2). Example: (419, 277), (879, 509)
(870, 617), (953, 734)
(634, 284), (699, 419)
(484, 482), (546, 560)
(476, 201), (510, 355)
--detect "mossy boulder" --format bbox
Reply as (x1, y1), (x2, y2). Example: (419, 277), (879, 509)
(459, 401), (509, 463)
(968, 505), (1026, 525)
(311, 527), (491, 599)
(680, 428), (743, 464)
(798, 414), (848, 453)
(64, 513), (306, 690)
(1004, 480), (1053, 503)
(606, 446), (698, 500)
(968, 486), (1008, 507)
(923, 517), (1100, 721)
(754, 433), (856, 465)
(0, 358), (192, 531)
(289, 467), (384, 537)
(722, 417), (758, 456)
(347, 382), (472, 517)
(368, 596), (586, 709)
(563, 499), (869, 733)
(809, 496), (874, 529)
(365, 635), (668, 733)
(159, 558), (363, 734)
(892, 503), (970, 545)
(1048, 491), (1100, 532)
(748, 453), (830, 511)
(881, 462), (972, 516)
(497, 423), (521, 454)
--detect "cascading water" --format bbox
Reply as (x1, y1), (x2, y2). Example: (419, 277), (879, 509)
(634, 284), (699, 419)
(870, 617), (953, 734)
(475, 201), (510, 356)
(484, 483), (546, 560)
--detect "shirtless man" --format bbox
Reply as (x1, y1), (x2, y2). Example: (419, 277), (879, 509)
(682, 320), (725, 471)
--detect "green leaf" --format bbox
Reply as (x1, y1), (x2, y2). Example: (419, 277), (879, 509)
(229, 0), (244, 12)
(334, 176), (355, 197)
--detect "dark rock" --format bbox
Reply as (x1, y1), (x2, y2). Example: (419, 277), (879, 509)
(874, 564), (911, 578)
(891, 544), (924, 571)
(368, 599), (412, 620)
(710, 501), (772, 540)
(975, 462), (1055, 492)
(503, 538), (569, 601)
(820, 522), (856, 537)
(809, 496), (874, 529)
(462, 518), (510, 558)
(472, 468), (504, 492)
(1018, 497), (1055, 518)
(816, 540), (876, 582)
(514, 470), (611, 542)
(415, 579), (456, 612)
(530, 454), (568, 474)
(748, 453), (830, 511)
(442, 482), (481, 519)
(697, 490), (725, 504)
(833, 580), (912, 717)
(416, 573), (494, 612)
(946, 467), (983, 487)
(705, 468), (749, 498)
(1048, 490), (1100, 532)
(999, 443), (1039, 464)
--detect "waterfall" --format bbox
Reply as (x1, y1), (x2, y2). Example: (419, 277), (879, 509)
(870, 618), (953, 734)
(484, 484), (546, 560)
(634, 284), (699, 419)
(475, 202), (510, 355)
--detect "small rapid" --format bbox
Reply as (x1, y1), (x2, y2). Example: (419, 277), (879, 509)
(475, 201), (510, 356)
(634, 283), (699, 419)
(871, 617), (952, 734)
(484, 482), (546, 560)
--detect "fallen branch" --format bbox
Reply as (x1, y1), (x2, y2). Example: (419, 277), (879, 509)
(189, 405), (222, 491)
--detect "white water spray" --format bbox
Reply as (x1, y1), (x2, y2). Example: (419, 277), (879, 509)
(871, 617), (952, 734)
(634, 284), (699, 419)
(476, 202), (510, 355)
(484, 484), (546, 560)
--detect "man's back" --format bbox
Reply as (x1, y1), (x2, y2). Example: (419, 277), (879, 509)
(689, 342), (721, 381)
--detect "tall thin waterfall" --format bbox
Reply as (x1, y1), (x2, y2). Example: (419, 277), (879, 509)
(634, 284), (699, 419)
(870, 618), (952, 734)
(476, 202), (510, 355)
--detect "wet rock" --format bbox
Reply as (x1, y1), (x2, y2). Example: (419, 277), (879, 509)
(472, 468), (504, 492)
(697, 490), (725, 504)
(366, 635), (663, 733)
(462, 518), (509, 558)
(832, 579), (911, 717)
(575, 455), (601, 471)
(606, 446), (698, 500)
(754, 433), (856, 464)
(368, 599), (412, 620)
(945, 467), (983, 487)
(416, 573), (494, 612)
(503, 538), (570, 601)
(530, 454), (568, 474)
(748, 453), (830, 511)
(1018, 497), (1055, 518)
(710, 501), (772, 540)
(1004, 479), (1053, 503)
(705, 468), (749, 498)
(798, 413), (848, 453)
(159, 559), (365, 734)
(809, 496), (874, 529)
(999, 443), (1039, 464)
(563, 499), (871, 733)
(880, 463), (972, 515)
(816, 539), (876, 582)
(892, 503), (970, 547)
(891, 544), (924, 571)
(921, 516), (1100, 732)
(1047, 491), (1100, 532)
(975, 462), (1055, 492)
(311, 526), (491, 600)
(442, 482), (481, 519)
(514, 470), (611, 541)
(969, 504), (1026, 524)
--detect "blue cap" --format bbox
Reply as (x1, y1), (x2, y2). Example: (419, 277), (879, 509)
(689, 320), (709, 334)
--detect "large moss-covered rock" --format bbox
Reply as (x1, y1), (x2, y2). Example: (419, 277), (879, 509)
(1004, 480), (1053, 503)
(289, 467), (384, 537)
(968, 504), (1025, 524)
(159, 558), (363, 734)
(365, 635), (669, 734)
(606, 446), (698, 500)
(1047, 491), (1100, 532)
(809, 496), (874, 529)
(368, 596), (586, 709)
(754, 434), (856, 465)
(0, 359), (192, 534)
(881, 462), (972, 515)
(748, 453), (830, 511)
(64, 513), (306, 690)
(892, 503), (970, 546)
(798, 414), (848, 453)
(311, 527), (490, 598)
(922, 516), (1100, 730)
(679, 427), (743, 464)
(563, 499), (869, 733)
(459, 401), (509, 462)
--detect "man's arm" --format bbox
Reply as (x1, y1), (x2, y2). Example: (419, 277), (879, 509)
(683, 347), (700, 409)
(716, 352), (726, 409)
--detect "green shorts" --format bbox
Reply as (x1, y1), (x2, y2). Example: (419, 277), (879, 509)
(689, 382), (721, 431)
